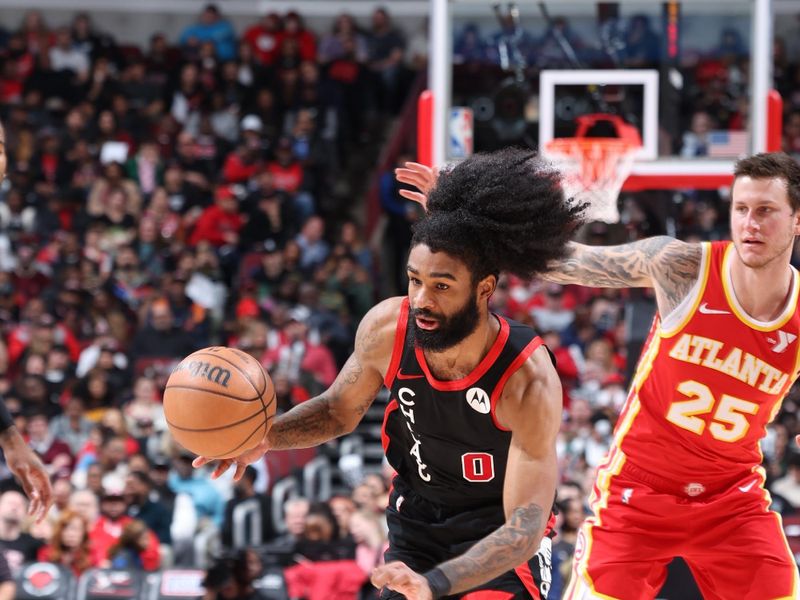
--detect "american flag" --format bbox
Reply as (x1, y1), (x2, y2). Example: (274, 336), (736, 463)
(707, 130), (749, 158)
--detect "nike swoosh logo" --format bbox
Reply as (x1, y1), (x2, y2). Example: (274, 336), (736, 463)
(698, 303), (731, 315)
(738, 479), (757, 493)
(396, 370), (424, 380)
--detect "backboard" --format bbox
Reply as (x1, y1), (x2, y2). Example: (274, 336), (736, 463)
(424, 0), (781, 192)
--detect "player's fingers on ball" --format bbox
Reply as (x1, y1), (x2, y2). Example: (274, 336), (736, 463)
(233, 462), (247, 481)
(192, 456), (210, 468)
(211, 460), (232, 479)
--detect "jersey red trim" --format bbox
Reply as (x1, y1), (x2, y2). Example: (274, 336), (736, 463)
(513, 563), (542, 600)
(489, 336), (544, 431)
(461, 591), (516, 600)
(383, 298), (410, 389)
(381, 399), (399, 453)
(414, 316), (511, 391)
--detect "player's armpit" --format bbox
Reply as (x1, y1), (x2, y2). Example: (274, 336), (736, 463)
(544, 237), (702, 308)
(435, 348), (561, 595)
(267, 297), (400, 451)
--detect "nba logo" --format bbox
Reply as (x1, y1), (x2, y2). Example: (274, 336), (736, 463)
(449, 107), (474, 159)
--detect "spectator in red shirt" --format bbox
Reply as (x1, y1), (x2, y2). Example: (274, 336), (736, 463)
(222, 141), (262, 184)
(10, 244), (50, 305)
(262, 306), (337, 391)
(243, 12), (284, 66)
(188, 186), (243, 248)
(89, 485), (159, 570)
(281, 12), (317, 62)
(267, 137), (315, 219)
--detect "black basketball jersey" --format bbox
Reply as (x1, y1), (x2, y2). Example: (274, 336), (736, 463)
(381, 298), (544, 509)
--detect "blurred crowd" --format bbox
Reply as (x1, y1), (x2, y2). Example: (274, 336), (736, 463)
(0, 3), (797, 600)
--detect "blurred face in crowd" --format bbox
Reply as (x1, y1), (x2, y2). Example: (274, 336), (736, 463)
(200, 7), (218, 25)
(86, 464), (103, 494)
(150, 464), (170, 487)
(53, 478), (73, 510)
(0, 491), (27, 525)
(101, 495), (127, 520)
(69, 490), (99, 525)
(128, 454), (150, 474)
(303, 512), (334, 542)
(730, 175), (800, 270)
(329, 496), (356, 535)
(98, 111), (116, 135)
(150, 302), (173, 331)
(173, 456), (194, 480)
(133, 377), (157, 402)
(372, 9), (389, 31)
(284, 500), (309, 537)
(180, 63), (199, 88)
(564, 498), (586, 532)
(301, 216), (324, 243)
(101, 437), (127, 469)
(125, 474), (148, 503)
(55, 26), (72, 50)
(61, 515), (87, 549)
(27, 414), (49, 442)
(352, 484), (378, 512)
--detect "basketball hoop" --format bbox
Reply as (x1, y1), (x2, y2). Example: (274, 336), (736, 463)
(544, 114), (641, 224)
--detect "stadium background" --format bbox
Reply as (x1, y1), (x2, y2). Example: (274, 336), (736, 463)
(0, 1), (795, 598)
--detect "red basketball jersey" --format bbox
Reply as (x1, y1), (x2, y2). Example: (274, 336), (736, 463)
(614, 240), (800, 487)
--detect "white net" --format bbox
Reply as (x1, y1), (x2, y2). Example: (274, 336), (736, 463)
(544, 138), (638, 224)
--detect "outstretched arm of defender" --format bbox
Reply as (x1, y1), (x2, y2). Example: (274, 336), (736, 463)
(193, 298), (398, 479)
(372, 347), (561, 598)
(546, 238), (703, 317)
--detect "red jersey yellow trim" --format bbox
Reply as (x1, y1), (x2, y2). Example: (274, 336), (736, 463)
(721, 244), (800, 332)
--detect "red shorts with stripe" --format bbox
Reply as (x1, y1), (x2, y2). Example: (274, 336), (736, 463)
(381, 479), (554, 599)
(565, 457), (799, 600)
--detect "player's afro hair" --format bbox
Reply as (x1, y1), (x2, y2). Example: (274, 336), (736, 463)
(411, 148), (587, 282)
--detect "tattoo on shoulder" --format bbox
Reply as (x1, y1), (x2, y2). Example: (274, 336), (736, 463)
(656, 239), (703, 314)
(357, 312), (383, 355)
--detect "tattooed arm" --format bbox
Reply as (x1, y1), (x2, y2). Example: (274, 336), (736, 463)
(372, 346), (561, 599)
(193, 297), (400, 480)
(546, 237), (703, 318)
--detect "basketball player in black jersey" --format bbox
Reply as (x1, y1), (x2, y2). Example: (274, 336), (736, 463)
(195, 149), (585, 599)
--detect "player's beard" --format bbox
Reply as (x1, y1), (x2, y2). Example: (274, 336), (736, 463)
(735, 229), (796, 270)
(412, 290), (481, 352)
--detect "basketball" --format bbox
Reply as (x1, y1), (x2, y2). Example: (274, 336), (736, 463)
(164, 346), (275, 459)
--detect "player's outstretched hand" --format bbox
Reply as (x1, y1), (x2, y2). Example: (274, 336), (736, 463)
(0, 428), (53, 522)
(371, 561), (433, 600)
(192, 438), (271, 481)
(395, 162), (438, 211)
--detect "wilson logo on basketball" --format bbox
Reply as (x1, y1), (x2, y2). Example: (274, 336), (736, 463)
(173, 360), (232, 388)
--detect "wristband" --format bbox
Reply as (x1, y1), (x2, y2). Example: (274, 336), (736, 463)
(423, 567), (451, 599)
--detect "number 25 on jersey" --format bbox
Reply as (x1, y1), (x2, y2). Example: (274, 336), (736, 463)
(666, 380), (759, 443)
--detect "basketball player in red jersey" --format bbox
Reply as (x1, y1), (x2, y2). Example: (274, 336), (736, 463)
(195, 149), (586, 599)
(397, 152), (800, 599)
